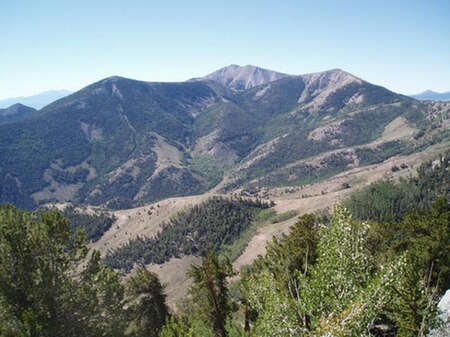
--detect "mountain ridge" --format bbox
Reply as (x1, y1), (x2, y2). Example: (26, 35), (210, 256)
(0, 65), (448, 210)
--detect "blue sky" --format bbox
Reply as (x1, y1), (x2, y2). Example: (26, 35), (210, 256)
(0, 0), (449, 99)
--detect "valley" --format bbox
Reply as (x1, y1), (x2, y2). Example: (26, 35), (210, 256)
(2, 64), (450, 336)
(85, 135), (450, 306)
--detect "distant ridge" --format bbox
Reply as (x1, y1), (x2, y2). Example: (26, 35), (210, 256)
(410, 90), (450, 101)
(0, 89), (72, 109)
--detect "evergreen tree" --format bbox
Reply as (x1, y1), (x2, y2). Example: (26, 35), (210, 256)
(188, 252), (234, 337)
(0, 205), (126, 336)
(124, 268), (168, 337)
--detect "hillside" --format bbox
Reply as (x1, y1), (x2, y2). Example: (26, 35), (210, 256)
(1, 66), (449, 210)
(86, 138), (450, 307)
(0, 103), (37, 124)
(3, 140), (449, 337)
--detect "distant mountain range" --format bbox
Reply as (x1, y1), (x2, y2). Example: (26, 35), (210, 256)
(410, 90), (450, 101)
(0, 89), (72, 109)
(0, 65), (448, 210)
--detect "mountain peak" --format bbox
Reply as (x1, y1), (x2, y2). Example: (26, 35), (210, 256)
(301, 68), (362, 83)
(410, 90), (450, 101)
(200, 64), (290, 90)
(0, 103), (36, 115)
(7, 103), (29, 109)
(0, 103), (37, 123)
(100, 75), (130, 84)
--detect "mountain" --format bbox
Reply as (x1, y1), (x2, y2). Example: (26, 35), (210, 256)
(410, 90), (450, 101)
(0, 65), (448, 210)
(0, 103), (37, 124)
(198, 64), (289, 90)
(0, 89), (72, 109)
(0, 76), (223, 209)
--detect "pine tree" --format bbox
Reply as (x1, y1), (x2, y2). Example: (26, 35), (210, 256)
(0, 205), (126, 336)
(125, 268), (168, 337)
(188, 252), (233, 337)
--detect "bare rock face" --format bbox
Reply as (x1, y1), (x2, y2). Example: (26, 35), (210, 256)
(200, 64), (290, 90)
(438, 289), (450, 322)
(428, 289), (450, 336)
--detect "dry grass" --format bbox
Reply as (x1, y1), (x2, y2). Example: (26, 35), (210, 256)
(90, 194), (210, 255)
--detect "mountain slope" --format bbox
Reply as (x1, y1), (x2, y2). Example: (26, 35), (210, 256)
(0, 103), (37, 124)
(0, 77), (221, 209)
(0, 89), (72, 109)
(0, 66), (448, 210)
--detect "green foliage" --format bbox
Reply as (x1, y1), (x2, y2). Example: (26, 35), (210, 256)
(364, 198), (450, 292)
(190, 155), (229, 189)
(0, 205), (126, 336)
(160, 315), (212, 337)
(104, 197), (271, 271)
(234, 202), (446, 336)
(305, 209), (374, 321)
(0, 205), (176, 337)
(387, 255), (440, 337)
(140, 166), (206, 204)
(188, 252), (234, 337)
(160, 316), (194, 337)
(58, 205), (116, 242)
(355, 140), (410, 165)
(124, 268), (168, 337)
(218, 209), (300, 262)
(345, 179), (419, 221)
(241, 268), (301, 336)
(252, 214), (318, 280)
(238, 214), (319, 336)
(218, 224), (258, 263)
(260, 209), (299, 224)
(345, 153), (450, 222)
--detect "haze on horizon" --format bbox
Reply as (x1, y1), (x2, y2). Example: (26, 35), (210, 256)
(0, 0), (449, 100)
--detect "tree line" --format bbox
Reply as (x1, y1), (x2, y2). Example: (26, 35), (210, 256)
(104, 197), (272, 271)
(345, 152), (450, 221)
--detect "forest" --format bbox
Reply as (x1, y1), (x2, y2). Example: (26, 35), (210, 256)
(104, 197), (272, 271)
(58, 205), (117, 242)
(0, 154), (449, 336)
